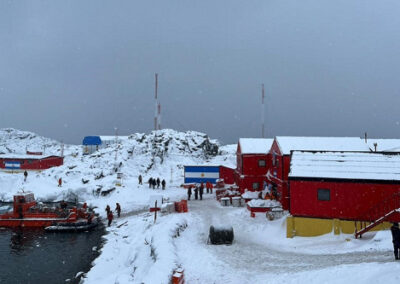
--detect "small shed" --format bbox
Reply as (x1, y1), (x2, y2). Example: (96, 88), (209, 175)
(82, 136), (102, 155)
(289, 150), (400, 222)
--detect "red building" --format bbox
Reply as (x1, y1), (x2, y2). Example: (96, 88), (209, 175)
(0, 154), (64, 171)
(288, 151), (400, 223)
(267, 137), (371, 210)
(220, 166), (235, 184)
(234, 138), (273, 193)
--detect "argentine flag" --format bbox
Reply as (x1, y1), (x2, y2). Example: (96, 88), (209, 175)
(184, 166), (219, 184)
(5, 161), (21, 170)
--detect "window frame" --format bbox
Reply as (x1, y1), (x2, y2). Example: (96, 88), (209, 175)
(317, 188), (331, 201)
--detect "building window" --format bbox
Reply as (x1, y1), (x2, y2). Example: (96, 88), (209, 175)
(252, 182), (259, 190)
(317, 189), (330, 201)
(272, 152), (276, 166)
(273, 170), (277, 177)
(258, 159), (266, 167)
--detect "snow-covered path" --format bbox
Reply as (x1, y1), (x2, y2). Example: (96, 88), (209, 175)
(176, 196), (394, 284)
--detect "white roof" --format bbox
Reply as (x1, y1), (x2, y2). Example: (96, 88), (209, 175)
(275, 136), (371, 155)
(289, 151), (400, 181)
(238, 138), (273, 154)
(100, 136), (130, 142)
(366, 139), (400, 152)
(0, 154), (54, 159)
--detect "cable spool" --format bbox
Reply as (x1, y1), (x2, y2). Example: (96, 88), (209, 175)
(208, 225), (234, 245)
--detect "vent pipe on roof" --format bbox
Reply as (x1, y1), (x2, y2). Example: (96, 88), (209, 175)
(364, 132), (367, 143)
(373, 142), (378, 152)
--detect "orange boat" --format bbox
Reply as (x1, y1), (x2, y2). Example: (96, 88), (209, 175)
(0, 192), (98, 231)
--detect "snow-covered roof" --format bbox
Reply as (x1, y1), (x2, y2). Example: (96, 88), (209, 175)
(100, 136), (130, 142)
(0, 154), (57, 159)
(289, 151), (400, 181)
(238, 138), (273, 154)
(366, 139), (400, 152)
(275, 136), (371, 155)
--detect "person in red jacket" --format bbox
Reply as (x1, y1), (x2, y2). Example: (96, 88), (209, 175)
(58, 177), (62, 187)
(209, 182), (213, 194)
(107, 210), (114, 227)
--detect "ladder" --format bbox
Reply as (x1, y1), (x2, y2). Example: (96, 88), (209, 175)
(354, 193), (400, 239)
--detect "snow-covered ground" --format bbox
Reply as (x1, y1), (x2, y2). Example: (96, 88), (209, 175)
(1, 128), (399, 284)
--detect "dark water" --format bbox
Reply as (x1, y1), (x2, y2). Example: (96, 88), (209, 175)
(0, 225), (105, 284)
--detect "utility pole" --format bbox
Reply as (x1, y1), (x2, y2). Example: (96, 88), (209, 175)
(157, 103), (161, 130)
(261, 84), (265, 138)
(114, 127), (118, 170)
(154, 73), (158, 131)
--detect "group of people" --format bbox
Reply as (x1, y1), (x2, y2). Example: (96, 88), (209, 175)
(105, 203), (121, 226)
(187, 182), (213, 201)
(146, 177), (166, 190)
(23, 170), (63, 187)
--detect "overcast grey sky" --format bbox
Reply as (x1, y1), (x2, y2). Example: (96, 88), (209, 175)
(1, 0), (400, 144)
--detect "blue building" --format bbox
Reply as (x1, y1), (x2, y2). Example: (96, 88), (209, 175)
(82, 136), (102, 155)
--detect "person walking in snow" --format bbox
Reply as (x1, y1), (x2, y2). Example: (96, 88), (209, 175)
(138, 175), (143, 185)
(199, 183), (204, 200)
(105, 205), (111, 214)
(209, 182), (213, 194)
(115, 203), (121, 218)
(156, 178), (160, 189)
(148, 178), (153, 188)
(58, 177), (62, 187)
(107, 210), (114, 227)
(161, 179), (166, 190)
(152, 178), (156, 189)
(391, 222), (400, 260)
(23, 170), (28, 182)
(194, 186), (199, 200)
(187, 186), (192, 200)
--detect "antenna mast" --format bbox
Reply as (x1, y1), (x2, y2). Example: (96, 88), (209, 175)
(154, 73), (158, 131)
(261, 84), (265, 138)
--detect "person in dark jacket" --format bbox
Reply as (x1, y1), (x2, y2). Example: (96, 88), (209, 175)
(138, 175), (143, 185)
(60, 200), (68, 209)
(156, 178), (160, 189)
(199, 183), (204, 200)
(152, 178), (156, 189)
(194, 186), (199, 200)
(24, 170), (28, 182)
(187, 186), (192, 200)
(391, 222), (400, 260)
(115, 203), (121, 218)
(148, 178), (153, 188)
(105, 205), (111, 214)
(107, 211), (114, 227)
(161, 179), (166, 190)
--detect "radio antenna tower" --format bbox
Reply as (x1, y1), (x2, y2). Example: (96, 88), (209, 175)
(154, 73), (158, 131)
(261, 84), (265, 138)
(157, 102), (161, 130)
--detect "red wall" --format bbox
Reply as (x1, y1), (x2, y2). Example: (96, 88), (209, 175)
(0, 156), (64, 170)
(219, 166), (235, 184)
(267, 140), (291, 209)
(235, 174), (267, 193)
(240, 154), (269, 175)
(290, 179), (400, 221)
